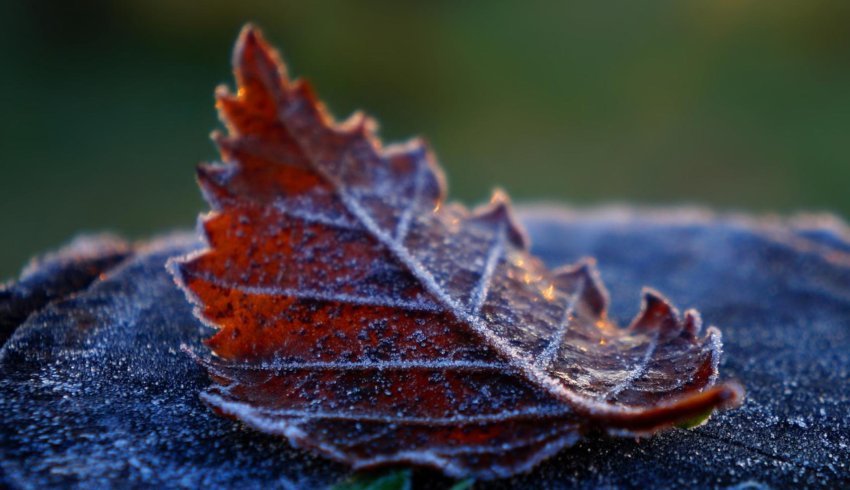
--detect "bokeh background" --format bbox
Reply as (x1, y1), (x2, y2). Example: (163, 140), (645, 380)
(2, 1), (849, 278)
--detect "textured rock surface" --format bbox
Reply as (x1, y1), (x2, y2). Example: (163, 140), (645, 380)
(0, 234), (131, 345)
(1, 206), (848, 488)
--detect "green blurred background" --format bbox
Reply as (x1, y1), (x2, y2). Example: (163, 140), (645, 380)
(1, 0), (849, 278)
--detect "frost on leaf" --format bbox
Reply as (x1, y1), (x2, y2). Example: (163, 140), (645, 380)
(168, 25), (743, 480)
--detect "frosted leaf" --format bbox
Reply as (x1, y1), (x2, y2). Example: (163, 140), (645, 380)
(168, 25), (742, 479)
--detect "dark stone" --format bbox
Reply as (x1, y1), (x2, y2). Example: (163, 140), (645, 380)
(1, 207), (848, 488)
(0, 234), (131, 345)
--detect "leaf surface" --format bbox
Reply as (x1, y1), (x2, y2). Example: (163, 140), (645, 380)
(169, 25), (742, 479)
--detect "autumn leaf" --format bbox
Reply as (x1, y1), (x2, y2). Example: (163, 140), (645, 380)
(168, 25), (743, 480)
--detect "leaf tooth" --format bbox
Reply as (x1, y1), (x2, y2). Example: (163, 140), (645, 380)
(384, 137), (447, 206)
(196, 162), (234, 210)
(551, 257), (609, 319)
(628, 288), (682, 336)
(469, 189), (528, 249)
(682, 309), (703, 336)
(337, 110), (378, 139)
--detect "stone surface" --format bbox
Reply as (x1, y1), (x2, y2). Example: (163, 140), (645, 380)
(0, 234), (131, 345)
(1, 206), (848, 489)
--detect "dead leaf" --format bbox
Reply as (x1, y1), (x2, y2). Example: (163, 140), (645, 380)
(168, 25), (742, 479)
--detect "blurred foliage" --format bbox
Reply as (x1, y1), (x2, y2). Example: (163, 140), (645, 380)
(329, 469), (412, 490)
(329, 469), (473, 489)
(1, 0), (849, 278)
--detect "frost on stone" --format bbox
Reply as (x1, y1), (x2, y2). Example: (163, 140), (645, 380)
(168, 25), (743, 479)
(0, 234), (131, 345)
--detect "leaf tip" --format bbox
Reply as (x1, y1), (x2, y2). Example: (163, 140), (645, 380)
(231, 23), (286, 90)
(237, 23), (265, 53)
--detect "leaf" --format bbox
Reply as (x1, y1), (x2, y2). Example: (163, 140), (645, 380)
(168, 25), (743, 480)
(448, 478), (476, 490)
(330, 469), (412, 490)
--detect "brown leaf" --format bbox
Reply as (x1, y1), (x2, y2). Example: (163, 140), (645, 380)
(168, 25), (743, 479)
